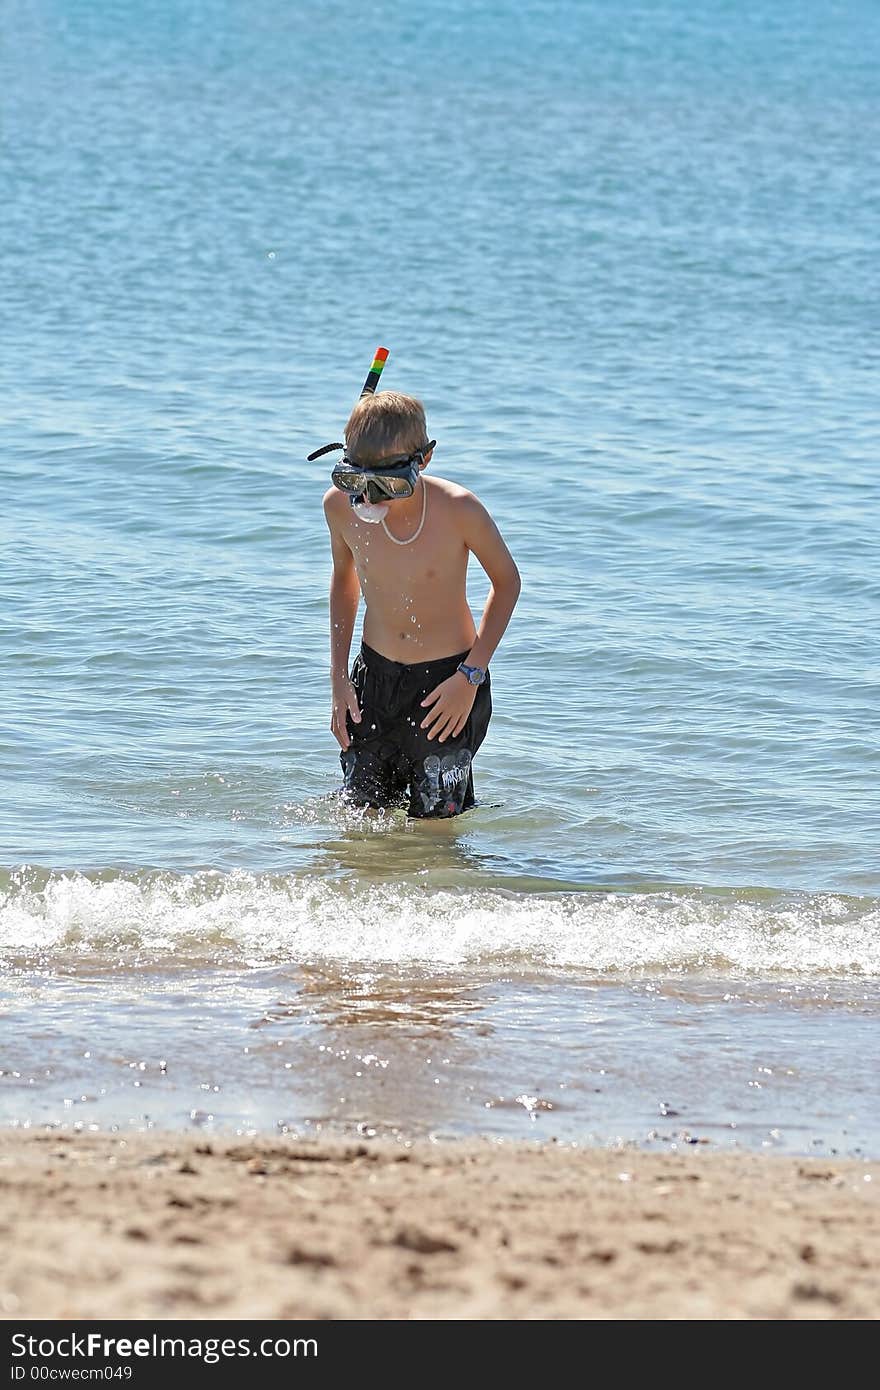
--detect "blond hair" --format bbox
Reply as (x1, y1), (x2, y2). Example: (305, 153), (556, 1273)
(345, 391), (429, 464)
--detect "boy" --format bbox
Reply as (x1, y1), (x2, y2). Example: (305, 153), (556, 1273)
(322, 389), (520, 817)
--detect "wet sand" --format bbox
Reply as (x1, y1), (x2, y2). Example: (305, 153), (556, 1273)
(0, 1131), (876, 1320)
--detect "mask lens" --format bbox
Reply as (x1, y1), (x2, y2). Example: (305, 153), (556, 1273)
(333, 468), (367, 493)
(380, 474), (415, 496)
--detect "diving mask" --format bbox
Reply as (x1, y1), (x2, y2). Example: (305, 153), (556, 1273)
(308, 440), (436, 507)
(308, 346), (434, 514)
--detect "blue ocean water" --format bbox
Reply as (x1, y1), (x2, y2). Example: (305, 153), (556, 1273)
(1, 1), (878, 1149)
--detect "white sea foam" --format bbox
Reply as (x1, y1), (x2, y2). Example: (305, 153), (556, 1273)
(1, 871), (878, 977)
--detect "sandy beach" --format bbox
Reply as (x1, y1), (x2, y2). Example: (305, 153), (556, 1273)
(0, 1130), (876, 1320)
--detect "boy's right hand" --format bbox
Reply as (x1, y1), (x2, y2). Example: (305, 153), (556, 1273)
(331, 677), (361, 749)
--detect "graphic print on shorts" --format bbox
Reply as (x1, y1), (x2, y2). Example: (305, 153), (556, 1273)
(413, 749), (472, 817)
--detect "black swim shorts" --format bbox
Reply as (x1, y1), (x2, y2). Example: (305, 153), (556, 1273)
(340, 642), (492, 818)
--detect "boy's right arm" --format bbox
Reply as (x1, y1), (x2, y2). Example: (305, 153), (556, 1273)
(323, 490), (362, 750)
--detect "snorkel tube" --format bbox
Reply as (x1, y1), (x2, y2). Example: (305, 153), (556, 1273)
(308, 347), (394, 521)
(306, 345), (391, 463)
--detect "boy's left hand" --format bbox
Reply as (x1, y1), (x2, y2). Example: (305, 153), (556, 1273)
(420, 673), (477, 742)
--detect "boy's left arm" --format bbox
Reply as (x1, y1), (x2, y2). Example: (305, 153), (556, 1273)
(420, 495), (521, 742)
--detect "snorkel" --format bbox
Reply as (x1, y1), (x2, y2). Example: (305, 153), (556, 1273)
(349, 347), (392, 520)
(308, 346), (395, 521)
(360, 345), (390, 397)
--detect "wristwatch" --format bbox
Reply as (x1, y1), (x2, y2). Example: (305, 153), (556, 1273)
(457, 662), (487, 686)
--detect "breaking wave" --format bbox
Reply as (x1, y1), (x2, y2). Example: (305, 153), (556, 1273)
(1, 867), (878, 978)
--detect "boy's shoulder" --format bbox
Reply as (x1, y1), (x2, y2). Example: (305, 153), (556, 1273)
(323, 485), (350, 522)
(427, 474), (483, 508)
(429, 475), (499, 527)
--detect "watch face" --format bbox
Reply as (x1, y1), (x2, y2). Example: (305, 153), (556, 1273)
(459, 663), (484, 684)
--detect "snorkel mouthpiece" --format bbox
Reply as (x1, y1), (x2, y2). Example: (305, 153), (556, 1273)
(350, 467), (393, 521)
(351, 497), (389, 522)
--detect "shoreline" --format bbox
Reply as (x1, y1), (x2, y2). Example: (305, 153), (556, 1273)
(1, 1131), (877, 1320)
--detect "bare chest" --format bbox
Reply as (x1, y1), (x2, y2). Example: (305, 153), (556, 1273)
(346, 504), (466, 596)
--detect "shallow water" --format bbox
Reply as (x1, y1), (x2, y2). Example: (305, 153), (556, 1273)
(2, 858), (877, 1152)
(1, 0), (878, 1151)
